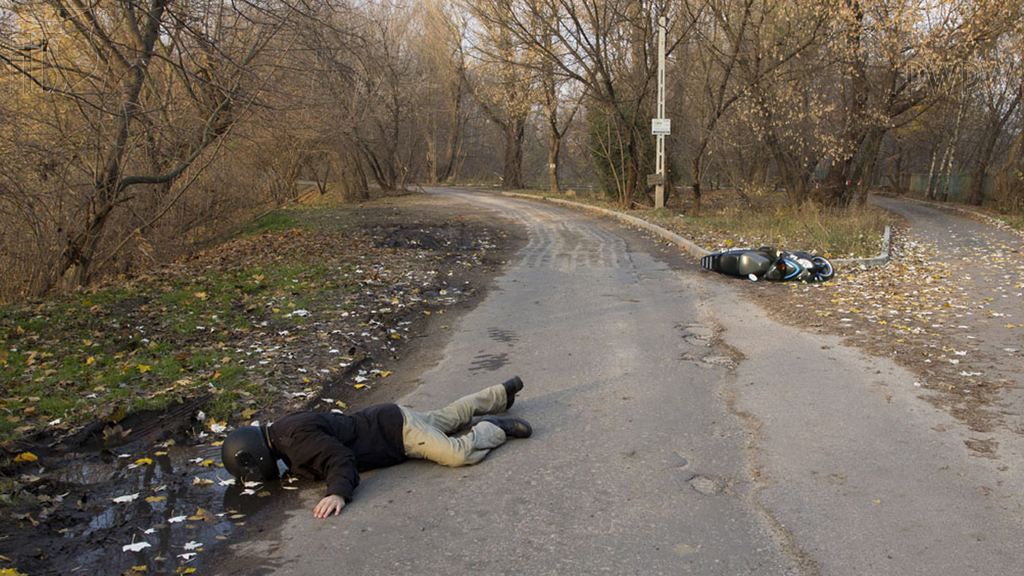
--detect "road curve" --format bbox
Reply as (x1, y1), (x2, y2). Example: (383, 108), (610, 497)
(246, 188), (801, 575)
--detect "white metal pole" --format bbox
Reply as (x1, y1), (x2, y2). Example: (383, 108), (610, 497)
(655, 16), (667, 208)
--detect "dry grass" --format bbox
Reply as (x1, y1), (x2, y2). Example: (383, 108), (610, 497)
(522, 187), (892, 258)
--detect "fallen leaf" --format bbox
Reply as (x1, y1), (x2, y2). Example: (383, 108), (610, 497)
(113, 493), (140, 504)
(187, 508), (215, 523)
(13, 452), (38, 463)
(122, 541), (151, 553)
(183, 541), (203, 551)
(145, 496), (167, 503)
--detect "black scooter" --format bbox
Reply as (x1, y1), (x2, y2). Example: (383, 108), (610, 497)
(701, 246), (835, 282)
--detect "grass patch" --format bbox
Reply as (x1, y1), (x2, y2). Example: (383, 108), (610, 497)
(1001, 213), (1024, 231)
(668, 198), (890, 257)
(0, 247), (354, 443)
(238, 210), (302, 236)
(509, 186), (891, 258)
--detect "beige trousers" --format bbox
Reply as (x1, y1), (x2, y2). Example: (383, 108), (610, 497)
(399, 384), (509, 467)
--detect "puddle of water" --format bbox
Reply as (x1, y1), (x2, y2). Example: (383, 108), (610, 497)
(23, 435), (300, 575)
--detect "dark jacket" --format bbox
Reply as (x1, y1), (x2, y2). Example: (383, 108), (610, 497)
(267, 404), (406, 502)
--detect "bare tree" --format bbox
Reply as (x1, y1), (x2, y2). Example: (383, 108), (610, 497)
(0, 0), (302, 293)
(964, 34), (1023, 205)
(466, 0), (682, 206)
(415, 0), (471, 184)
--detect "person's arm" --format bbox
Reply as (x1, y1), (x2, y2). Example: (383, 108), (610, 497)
(287, 422), (360, 516)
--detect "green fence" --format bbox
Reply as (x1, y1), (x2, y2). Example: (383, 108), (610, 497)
(883, 172), (992, 202)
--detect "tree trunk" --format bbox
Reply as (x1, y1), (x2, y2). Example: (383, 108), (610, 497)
(691, 155), (702, 216)
(925, 148), (939, 199)
(548, 129), (561, 195)
(502, 120), (525, 189)
(54, 0), (170, 291)
(967, 127), (1000, 206)
(967, 92), (1021, 206)
(994, 126), (1024, 212)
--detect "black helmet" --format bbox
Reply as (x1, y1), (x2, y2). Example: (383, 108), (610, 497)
(221, 425), (279, 482)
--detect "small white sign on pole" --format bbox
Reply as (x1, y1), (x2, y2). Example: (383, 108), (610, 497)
(652, 118), (671, 135)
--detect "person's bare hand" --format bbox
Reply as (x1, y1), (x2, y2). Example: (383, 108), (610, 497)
(313, 494), (346, 518)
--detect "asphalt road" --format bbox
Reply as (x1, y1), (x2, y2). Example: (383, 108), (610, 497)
(227, 190), (1024, 575)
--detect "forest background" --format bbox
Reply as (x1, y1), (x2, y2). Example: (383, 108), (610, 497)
(1, 0), (1022, 304)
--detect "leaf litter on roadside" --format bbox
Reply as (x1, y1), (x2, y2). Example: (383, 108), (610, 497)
(0, 197), (516, 576)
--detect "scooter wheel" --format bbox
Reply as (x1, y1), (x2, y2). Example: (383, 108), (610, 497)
(811, 257), (835, 282)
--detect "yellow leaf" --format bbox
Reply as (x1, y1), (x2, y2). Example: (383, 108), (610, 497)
(131, 567), (147, 573)
(1, 568), (29, 576)
(1007, 324), (1016, 329)
(187, 507), (215, 523)
(145, 496), (166, 503)
(14, 452), (38, 463)
(302, 377), (311, 383)
(199, 459), (215, 467)
(138, 365), (152, 374)
(354, 384), (365, 389)
(134, 458), (153, 466)
(86, 356), (96, 366)
(194, 292), (208, 300)
(390, 334), (401, 340)
(380, 371), (392, 377)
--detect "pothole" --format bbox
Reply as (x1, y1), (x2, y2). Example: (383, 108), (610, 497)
(679, 323), (714, 346)
(689, 474), (723, 495)
(700, 355), (735, 368)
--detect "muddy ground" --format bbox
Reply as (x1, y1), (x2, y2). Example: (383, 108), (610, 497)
(0, 192), (525, 576)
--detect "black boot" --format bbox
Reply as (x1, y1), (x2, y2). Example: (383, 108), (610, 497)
(480, 416), (532, 438)
(502, 376), (524, 410)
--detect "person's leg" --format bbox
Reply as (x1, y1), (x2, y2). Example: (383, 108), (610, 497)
(400, 406), (506, 466)
(417, 384), (508, 434)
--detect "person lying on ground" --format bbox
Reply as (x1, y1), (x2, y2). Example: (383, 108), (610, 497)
(221, 377), (532, 518)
